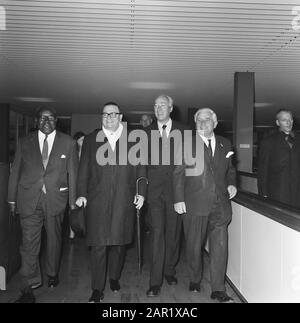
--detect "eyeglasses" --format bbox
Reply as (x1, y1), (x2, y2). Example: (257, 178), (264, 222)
(39, 116), (56, 122)
(101, 112), (121, 119)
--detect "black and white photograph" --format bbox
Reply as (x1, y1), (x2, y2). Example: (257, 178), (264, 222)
(0, 0), (300, 307)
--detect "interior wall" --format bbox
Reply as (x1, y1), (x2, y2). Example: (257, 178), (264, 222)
(228, 202), (300, 303)
(71, 114), (100, 137)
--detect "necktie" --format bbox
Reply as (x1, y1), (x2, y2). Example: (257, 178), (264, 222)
(42, 134), (49, 168)
(162, 124), (168, 144)
(285, 134), (293, 149)
(41, 135), (48, 194)
(208, 139), (213, 158)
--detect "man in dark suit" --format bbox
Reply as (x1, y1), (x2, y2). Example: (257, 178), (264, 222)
(8, 107), (78, 303)
(173, 108), (237, 303)
(145, 95), (187, 297)
(258, 109), (300, 207)
(76, 102), (146, 303)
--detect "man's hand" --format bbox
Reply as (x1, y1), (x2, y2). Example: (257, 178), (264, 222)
(8, 202), (16, 217)
(174, 202), (186, 214)
(134, 195), (144, 210)
(76, 197), (87, 208)
(227, 185), (237, 199)
(70, 204), (77, 210)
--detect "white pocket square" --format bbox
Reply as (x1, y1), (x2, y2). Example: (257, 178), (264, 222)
(60, 187), (68, 191)
(61, 154), (66, 158)
(226, 151), (234, 158)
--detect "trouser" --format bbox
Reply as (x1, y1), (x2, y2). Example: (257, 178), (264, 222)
(90, 245), (126, 291)
(19, 192), (63, 290)
(148, 197), (182, 287)
(183, 197), (231, 292)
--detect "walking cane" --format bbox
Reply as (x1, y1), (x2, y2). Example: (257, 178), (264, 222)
(136, 176), (148, 273)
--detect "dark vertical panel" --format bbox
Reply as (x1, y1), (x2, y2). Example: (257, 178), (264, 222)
(233, 72), (255, 173)
(0, 163), (9, 275)
(0, 104), (9, 163)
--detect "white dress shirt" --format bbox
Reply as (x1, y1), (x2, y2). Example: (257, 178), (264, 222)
(198, 132), (216, 157)
(157, 118), (172, 138)
(102, 123), (124, 151)
(38, 130), (56, 157)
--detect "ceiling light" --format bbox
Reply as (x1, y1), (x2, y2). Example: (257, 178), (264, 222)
(127, 110), (154, 114)
(16, 97), (56, 103)
(254, 103), (273, 108)
(129, 82), (175, 90)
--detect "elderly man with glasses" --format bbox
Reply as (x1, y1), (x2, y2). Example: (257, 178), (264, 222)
(76, 102), (146, 303)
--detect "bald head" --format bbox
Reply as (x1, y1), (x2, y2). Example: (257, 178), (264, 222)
(154, 94), (174, 124)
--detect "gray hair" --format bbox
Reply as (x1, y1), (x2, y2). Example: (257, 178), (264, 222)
(194, 107), (218, 124)
(155, 94), (174, 108)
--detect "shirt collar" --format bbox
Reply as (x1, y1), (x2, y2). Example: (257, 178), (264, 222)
(38, 129), (56, 140)
(157, 118), (172, 131)
(102, 122), (123, 138)
(280, 130), (294, 138)
(198, 132), (215, 143)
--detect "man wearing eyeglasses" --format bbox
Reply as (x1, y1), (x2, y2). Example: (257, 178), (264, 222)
(76, 102), (146, 303)
(8, 107), (79, 303)
(145, 95), (188, 297)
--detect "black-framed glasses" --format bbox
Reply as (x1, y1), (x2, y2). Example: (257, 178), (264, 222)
(101, 112), (121, 119)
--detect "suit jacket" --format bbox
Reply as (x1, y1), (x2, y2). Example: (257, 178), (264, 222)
(8, 131), (78, 217)
(146, 120), (188, 203)
(77, 128), (147, 246)
(173, 133), (236, 217)
(257, 131), (300, 207)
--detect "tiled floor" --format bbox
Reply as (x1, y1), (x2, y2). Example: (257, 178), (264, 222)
(0, 229), (240, 303)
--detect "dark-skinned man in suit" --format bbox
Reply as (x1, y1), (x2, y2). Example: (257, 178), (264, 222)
(173, 108), (237, 303)
(8, 107), (78, 303)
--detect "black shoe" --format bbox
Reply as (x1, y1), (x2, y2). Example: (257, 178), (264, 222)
(189, 282), (201, 293)
(15, 291), (36, 303)
(109, 279), (120, 292)
(165, 275), (178, 285)
(146, 286), (161, 297)
(211, 291), (234, 303)
(88, 290), (104, 303)
(48, 275), (59, 288)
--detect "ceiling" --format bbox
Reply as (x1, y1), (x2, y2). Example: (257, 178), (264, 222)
(1, 0), (300, 126)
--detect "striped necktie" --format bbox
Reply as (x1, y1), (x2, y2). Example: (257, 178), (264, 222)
(42, 134), (49, 169)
